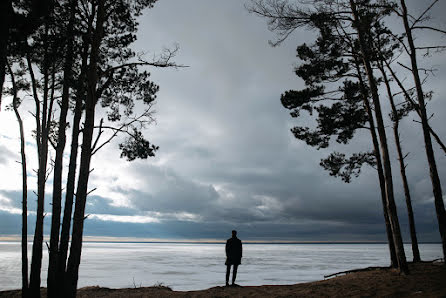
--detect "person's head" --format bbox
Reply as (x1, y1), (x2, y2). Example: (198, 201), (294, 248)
(232, 230), (237, 238)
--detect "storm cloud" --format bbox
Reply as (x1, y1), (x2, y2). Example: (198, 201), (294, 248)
(1, 0), (445, 242)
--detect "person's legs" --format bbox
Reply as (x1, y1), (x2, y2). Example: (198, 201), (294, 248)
(232, 264), (238, 285)
(226, 264), (231, 286)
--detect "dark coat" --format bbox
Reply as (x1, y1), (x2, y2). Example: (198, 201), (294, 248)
(225, 237), (242, 265)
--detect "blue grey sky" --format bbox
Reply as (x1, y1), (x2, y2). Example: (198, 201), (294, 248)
(0, 0), (445, 242)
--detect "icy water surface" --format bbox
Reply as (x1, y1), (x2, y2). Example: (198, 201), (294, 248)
(0, 242), (442, 291)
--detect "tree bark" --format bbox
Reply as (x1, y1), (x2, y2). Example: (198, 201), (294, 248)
(19, 118), (29, 297)
(64, 1), (105, 295)
(399, 0), (446, 261)
(47, 1), (77, 296)
(379, 63), (421, 262)
(28, 87), (49, 297)
(349, 0), (408, 274)
(29, 22), (58, 297)
(56, 8), (94, 295)
(383, 60), (446, 156)
(28, 23), (52, 295)
(354, 60), (397, 267)
(8, 61), (29, 297)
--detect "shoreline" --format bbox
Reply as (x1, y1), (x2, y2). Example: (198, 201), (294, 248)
(1, 261), (445, 297)
(0, 237), (442, 245)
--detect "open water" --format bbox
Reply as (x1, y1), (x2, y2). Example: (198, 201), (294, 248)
(0, 242), (442, 291)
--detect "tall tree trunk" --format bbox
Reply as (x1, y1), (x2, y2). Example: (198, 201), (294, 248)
(28, 24), (52, 295)
(19, 119), (29, 297)
(65, 1), (105, 295)
(383, 60), (446, 156)
(28, 89), (49, 297)
(56, 82), (82, 296)
(350, 0), (408, 274)
(29, 22), (57, 296)
(379, 63), (421, 262)
(47, 1), (76, 296)
(56, 9), (94, 294)
(354, 60), (397, 267)
(399, 0), (446, 260)
(8, 61), (29, 297)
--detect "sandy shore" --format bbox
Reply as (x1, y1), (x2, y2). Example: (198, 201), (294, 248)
(1, 261), (445, 297)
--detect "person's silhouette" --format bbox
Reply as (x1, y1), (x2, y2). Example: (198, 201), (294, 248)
(225, 230), (242, 286)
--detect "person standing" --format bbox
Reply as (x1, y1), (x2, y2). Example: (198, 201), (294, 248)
(225, 230), (242, 286)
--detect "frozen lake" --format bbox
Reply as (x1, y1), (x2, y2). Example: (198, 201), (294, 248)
(0, 242), (442, 291)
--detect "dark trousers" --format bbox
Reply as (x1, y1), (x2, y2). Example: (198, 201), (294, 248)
(226, 264), (238, 285)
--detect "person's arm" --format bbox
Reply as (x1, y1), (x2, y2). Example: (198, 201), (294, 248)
(225, 240), (229, 257)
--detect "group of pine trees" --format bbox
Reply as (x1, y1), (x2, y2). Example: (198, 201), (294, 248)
(1, 0), (179, 297)
(248, 0), (446, 274)
(1, 0), (445, 296)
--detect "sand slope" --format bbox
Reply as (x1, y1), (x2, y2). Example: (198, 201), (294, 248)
(1, 261), (445, 297)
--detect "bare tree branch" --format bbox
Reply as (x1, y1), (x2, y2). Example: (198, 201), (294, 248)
(411, 0), (440, 27)
(415, 45), (446, 50)
(91, 118), (104, 152)
(91, 107), (155, 156)
(385, 59), (446, 155)
(100, 44), (187, 77)
(412, 26), (446, 35)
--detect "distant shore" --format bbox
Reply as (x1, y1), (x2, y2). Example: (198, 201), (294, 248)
(1, 261), (445, 297)
(0, 236), (442, 245)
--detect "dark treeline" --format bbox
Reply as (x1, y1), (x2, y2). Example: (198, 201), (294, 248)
(247, 0), (446, 274)
(2, 0), (180, 297)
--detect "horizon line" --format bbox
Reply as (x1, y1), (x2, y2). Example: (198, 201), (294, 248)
(0, 235), (441, 244)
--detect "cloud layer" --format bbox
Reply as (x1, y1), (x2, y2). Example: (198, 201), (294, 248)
(1, 0), (445, 242)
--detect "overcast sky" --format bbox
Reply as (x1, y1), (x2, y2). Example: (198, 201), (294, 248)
(1, 0), (446, 242)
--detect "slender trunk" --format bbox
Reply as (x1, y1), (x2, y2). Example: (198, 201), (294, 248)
(65, 1), (105, 295)
(19, 119), (29, 297)
(56, 75), (83, 289)
(354, 60), (397, 267)
(399, 0), (446, 260)
(25, 55), (42, 297)
(47, 1), (77, 296)
(8, 61), (29, 297)
(365, 96), (399, 267)
(28, 88), (49, 297)
(64, 88), (95, 298)
(350, 0), (408, 274)
(29, 23), (52, 296)
(379, 63), (421, 262)
(26, 54), (41, 156)
(383, 60), (446, 156)
(56, 9), (94, 294)
(428, 128), (446, 156)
